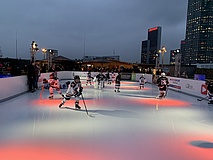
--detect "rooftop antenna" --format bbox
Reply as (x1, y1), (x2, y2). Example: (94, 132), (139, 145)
(83, 31), (86, 61)
(0, 46), (2, 58)
(16, 28), (18, 59)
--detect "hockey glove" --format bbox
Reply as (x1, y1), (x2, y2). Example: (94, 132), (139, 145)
(79, 87), (83, 93)
(77, 92), (82, 96)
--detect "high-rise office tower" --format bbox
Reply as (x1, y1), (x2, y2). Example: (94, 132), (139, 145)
(180, 40), (186, 64)
(141, 40), (150, 64)
(182, 0), (213, 64)
(141, 26), (161, 64)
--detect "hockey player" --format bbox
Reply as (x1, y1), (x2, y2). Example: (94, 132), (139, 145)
(42, 78), (50, 89)
(59, 75), (83, 109)
(86, 71), (92, 85)
(105, 71), (112, 84)
(156, 72), (169, 99)
(139, 74), (146, 89)
(114, 72), (121, 92)
(42, 73), (63, 99)
(207, 81), (213, 104)
(111, 71), (116, 83)
(96, 72), (106, 89)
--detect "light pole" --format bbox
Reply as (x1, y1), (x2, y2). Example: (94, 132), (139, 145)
(0, 46), (2, 58)
(31, 41), (39, 62)
(159, 46), (167, 69)
(42, 48), (47, 59)
(174, 49), (181, 77)
(47, 49), (54, 70)
(42, 48), (54, 70)
(155, 53), (159, 69)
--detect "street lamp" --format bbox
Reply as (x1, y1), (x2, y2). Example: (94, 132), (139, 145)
(31, 41), (39, 62)
(47, 49), (54, 70)
(41, 48), (54, 70)
(42, 48), (47, 59)
(155, 53), (159, 69)
(159, 46), (167, 69)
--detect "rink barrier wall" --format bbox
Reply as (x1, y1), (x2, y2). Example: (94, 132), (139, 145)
(0, 76), (28, 102)
(0, 71), (208, 103)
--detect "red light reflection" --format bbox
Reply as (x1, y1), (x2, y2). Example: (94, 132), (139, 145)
(32, 99), (94, 108)
(1, 134), (213, 160)
(127, 98), (191, 107)
(121, 81), (136, 84)
(120, 85), (151, 90)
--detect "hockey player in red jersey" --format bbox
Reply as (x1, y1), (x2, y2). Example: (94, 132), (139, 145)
(42, 73), (63, 99)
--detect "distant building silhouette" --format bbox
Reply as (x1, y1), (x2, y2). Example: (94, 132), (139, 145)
(182, 0), (213, 65)
(141, 26), (161, 64)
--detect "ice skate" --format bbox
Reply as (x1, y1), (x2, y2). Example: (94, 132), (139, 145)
(59, 100), (65, 108)
(158, 96), (163, 99)
(156, 94), (163, 99)
(49, 95), (53, 99)
(160, 93), (164, 99)
(75, 102), (81, 109)
(208, 100), (213, 104)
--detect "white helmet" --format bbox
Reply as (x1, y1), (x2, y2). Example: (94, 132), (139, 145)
(161, 72), (166, 77)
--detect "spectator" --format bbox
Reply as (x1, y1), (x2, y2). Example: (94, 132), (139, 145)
(34, 62), (40, 90)
(41, 64), (47, 73)
(48, 64), (57, 77)
(48, 64), (55, 72)
(27, 61), (36, 92)
(181, 71), (188, 78)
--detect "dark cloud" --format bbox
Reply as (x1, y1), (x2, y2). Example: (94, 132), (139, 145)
(0, 0), (187, 63)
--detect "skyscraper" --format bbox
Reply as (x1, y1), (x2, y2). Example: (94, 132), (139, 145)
(182, 0), (213, 65)
(141, 26), (161, 64)
(141, 40), (150, 64)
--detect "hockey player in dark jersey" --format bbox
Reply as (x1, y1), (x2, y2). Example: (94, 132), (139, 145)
(105, 71), (112, 84)
(156, 72), (169, 99)
(114, 72), (121, 92)
(59, 75), (83, 109)
(207, 81), (213, 104)
(139, 74), (146, 89)
(95, 72), (106, 89)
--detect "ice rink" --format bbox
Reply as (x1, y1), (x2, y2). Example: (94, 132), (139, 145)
(0, 80), (213, 160)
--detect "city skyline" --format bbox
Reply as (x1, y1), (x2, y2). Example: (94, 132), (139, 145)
(0, 0), (187, 63)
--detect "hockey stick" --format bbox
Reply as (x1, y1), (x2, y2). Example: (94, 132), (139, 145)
(197, 96), (208, 101)
(81, 94), (89, 116)
(164, 86), (168, 97)
(40, 90), (44, 99)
